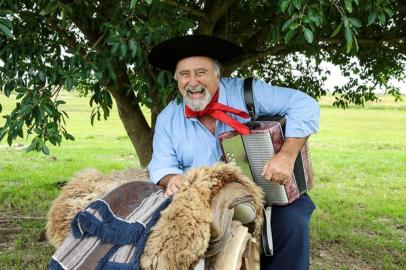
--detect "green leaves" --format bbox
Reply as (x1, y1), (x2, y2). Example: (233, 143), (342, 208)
(38, 70), (46, 82)
(344, 0), (352, 13)
(280, 3), (324, 45)
(104, 23), (143, 65)
(39, 1), (58, 16)
(330, 22), (343, 38)
(130, 0), (138, 9)
(367, 12), (377, 26)
(0, 13), (13, 38)
(129, 0), (153, 6)
(292, 0), (301, 10)
(89, 87), (113, 126)
(42, 144), (50, 155)
(342, 15), (362, 53)
(344, 27), (353, 52)
(0, 77), (71, 155)
(325, 0), (364, 53)
(348, 17), (362, 28)
(366, 3), (393, 26)
(0, 22), (12, 38)
(329, 7), (362, 53)
(281, 0), (290, 12)
(303, 27), (313, 43)
(284, 29), (295, 44)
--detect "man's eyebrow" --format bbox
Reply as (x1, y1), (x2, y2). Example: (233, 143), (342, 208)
(195, 68), (208, 72)
(178, 69), (191, 74)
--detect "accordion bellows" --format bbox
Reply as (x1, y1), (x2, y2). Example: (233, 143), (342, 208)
(219, 121), (313, 205)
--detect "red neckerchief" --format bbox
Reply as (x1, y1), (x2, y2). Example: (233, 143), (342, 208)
(185, 90), (250, 135)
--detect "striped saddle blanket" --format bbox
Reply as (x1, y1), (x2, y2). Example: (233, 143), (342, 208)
(49, 181), (170, 270)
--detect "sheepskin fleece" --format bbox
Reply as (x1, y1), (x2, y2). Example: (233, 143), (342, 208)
(47, 163), (264, 270)
(140, 163), (264, 270)
(46, 168), (149, 247)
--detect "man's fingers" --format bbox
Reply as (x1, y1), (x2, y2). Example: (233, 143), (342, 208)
(262, 163), (275, 179)
(172, 185), (180, 193)
(165, 187), (178, 197)
(173, 181), (182, 189)
(275, 173), (290, 185)
(262, 169), (273, 181)
(262, 166), (290, 184)
(261, 163), (268, 177)
(264, 171), (273, 181)
(262, 162), (272, 179)
(165, 180), (180, 196)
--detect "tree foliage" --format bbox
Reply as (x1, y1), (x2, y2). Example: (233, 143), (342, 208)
(0, 0), (405, 166)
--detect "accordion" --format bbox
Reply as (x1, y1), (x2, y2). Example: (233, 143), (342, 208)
(219, 119), (313, 206)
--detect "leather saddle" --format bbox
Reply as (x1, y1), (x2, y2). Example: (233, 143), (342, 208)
(205, 182), (260, 270)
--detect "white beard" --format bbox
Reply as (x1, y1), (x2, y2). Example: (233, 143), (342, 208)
(184, 84), (212, 112)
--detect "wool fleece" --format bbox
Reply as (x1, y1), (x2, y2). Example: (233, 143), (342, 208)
(47, 163), (264, 269)
(141, 163), (264, 270)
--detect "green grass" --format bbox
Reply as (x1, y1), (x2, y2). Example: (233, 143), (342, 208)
(0, 93), (405, 269)
(311, 95), (406, 269)
(0, 92), (139, 269)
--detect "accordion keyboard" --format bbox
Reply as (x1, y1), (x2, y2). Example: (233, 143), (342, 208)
(242, 133), (289, 205)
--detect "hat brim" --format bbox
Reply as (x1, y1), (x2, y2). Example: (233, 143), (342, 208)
(148, 35), (245, 72)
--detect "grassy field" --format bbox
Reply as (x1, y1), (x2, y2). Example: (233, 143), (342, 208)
(0, 92), (405, 269)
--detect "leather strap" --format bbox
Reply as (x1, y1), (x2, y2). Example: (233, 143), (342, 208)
(243, 77), (256, 120)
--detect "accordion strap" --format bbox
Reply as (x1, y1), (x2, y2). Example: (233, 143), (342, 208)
(243, 77), (256, 120)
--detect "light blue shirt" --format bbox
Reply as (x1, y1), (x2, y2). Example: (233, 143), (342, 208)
(148, 77), (320, 184)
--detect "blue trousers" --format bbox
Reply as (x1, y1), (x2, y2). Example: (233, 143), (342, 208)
(260, 193), (316, 270)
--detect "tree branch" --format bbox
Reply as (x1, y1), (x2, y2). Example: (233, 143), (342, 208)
(45, 17), (85, 54)
(59, 0), (101, 46)
(222, 44), (287, 75)
(320, 36), (406, 46)
(242, 27), (273, 53)
(240, 9), (286, 52)
(84, 32), (106, 59)
(209, 0), (237, 24)
(162, 0), (206, 19)
(198, 0), (238, 34)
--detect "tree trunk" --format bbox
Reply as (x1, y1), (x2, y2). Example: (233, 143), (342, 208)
(108, 66), (152, 168)
(110, 89), (152, 167)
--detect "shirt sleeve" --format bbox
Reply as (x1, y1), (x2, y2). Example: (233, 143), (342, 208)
(147, 114), (183, 184)
(252, 78), (320, 137)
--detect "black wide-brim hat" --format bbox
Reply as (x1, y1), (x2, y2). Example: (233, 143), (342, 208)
(148, 35), (245, 72)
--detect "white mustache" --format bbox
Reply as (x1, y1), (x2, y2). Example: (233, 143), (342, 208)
(185, 84), (207, 94)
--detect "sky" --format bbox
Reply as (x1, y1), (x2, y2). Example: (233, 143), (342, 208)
(320, 62), (406, 94)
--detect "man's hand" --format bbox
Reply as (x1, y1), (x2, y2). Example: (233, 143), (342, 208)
(261, 137), (308, 185)
(261, 152), (295, 185)
(158, 174), (184, 196)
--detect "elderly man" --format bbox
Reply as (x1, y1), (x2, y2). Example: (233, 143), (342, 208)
(148, 35), (319, 270)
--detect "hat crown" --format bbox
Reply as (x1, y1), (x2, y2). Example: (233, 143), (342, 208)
(148, 35), (244, 72)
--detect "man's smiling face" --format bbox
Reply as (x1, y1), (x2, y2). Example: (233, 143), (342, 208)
(175, 56), (220, 111)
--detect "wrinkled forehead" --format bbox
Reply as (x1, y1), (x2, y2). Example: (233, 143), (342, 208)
(175, 56), (216, 74)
